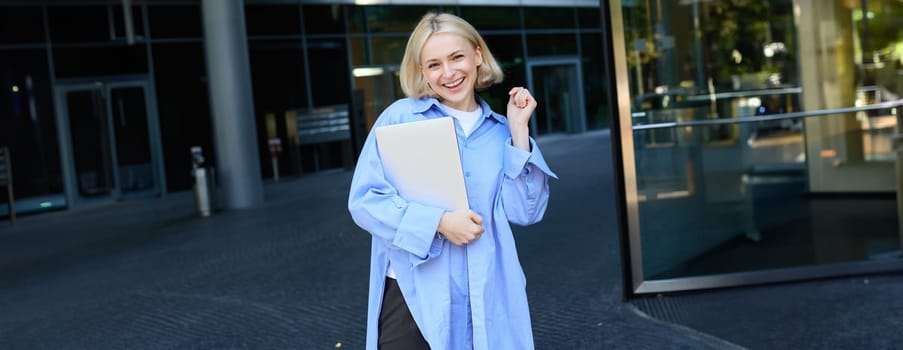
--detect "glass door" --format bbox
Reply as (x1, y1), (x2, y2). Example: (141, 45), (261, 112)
(64, 87), (115, 198)
(609, 0), (903, 294)
(108, 85), (156, 198)
(527, 58), (587, 135)
(55, 79), (163, 206)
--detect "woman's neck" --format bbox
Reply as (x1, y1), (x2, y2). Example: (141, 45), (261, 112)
(439, 97), (479, 112)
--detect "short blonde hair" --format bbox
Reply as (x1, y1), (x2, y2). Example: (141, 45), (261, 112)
(399, 12), (504, 99)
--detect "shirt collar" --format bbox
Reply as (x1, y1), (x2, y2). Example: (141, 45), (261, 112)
(412, 96), (508, 125)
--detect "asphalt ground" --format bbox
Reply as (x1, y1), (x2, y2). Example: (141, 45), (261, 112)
(0, 130), (898, 349)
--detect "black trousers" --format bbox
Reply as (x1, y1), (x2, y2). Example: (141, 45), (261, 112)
(379, 278), (431, 350)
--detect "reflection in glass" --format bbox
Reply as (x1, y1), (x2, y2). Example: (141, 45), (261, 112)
(112, 6), (145, 41)
(245, 5), (301, 37)
(481, 35), (526, 113)
(459, 6), (522, 30)
(531, 64), (582, 135)
(0, 49), (62, 199)
(852, 1), (902, 161)
(581, 33), (609, 129)
(371, 36), (407, 65)
(352, 67), (401, 135)
(0, 6), (46, 44)
(350, 38), (368, 66)
(622, 1), (797, 98)
(523, 7), (574, 30)
(620, 0), (903, 289)
(304, 5), (345, 34)
(248, 40), (308, 179)
(48, 5), (109, 43)
(110, 87), (155, 198)
(66, 90), (113, 198)
(527, 34), (578, 56)
(309, 39), (351, 107)
(248, 40), (308, 115)
(577, 7), (601, 29)
(482, 35), (523, 65)
(347, 5), (366, 34)
(853, 0), (903, 88)
(635, 113), (898, 280)
(53, 46), (148, 78)
(365, 6), (436, 33)
(148, 5), (203, 39)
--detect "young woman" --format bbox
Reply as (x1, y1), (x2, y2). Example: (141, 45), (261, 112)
(348, 11), (556, 350)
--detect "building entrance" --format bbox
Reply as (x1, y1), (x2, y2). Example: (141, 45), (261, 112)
(54, 78), (165, 206)
(527, 58), (587, 135)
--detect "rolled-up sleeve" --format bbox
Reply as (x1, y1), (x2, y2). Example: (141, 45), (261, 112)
(348, 111), (446, 262)
(501, 137), (558, 226)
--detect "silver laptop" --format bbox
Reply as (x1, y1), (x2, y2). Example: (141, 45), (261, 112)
(374, 117), (469, 211)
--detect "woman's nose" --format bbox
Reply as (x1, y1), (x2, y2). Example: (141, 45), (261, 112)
(442, 63), (455, 77)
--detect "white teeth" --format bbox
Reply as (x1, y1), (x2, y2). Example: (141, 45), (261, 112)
(443, 77), (464, 88)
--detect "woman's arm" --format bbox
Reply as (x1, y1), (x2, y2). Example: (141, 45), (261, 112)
(347, 108), (447, 263)
(500, 139), (557, 226)
(501, 87), (558, 226)
(507, 87), (534, 152)
(348, 104), (487, 263)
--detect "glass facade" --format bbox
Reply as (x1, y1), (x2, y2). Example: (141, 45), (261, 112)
(346, 4), (606, 149)
(1, 0), (901, 295)
(0, 2), (606, 218)
(610, 0), (903, 293)
(0, 48), (62, 200)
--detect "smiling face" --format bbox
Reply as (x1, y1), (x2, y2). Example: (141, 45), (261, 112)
(420, 32), (483, 112)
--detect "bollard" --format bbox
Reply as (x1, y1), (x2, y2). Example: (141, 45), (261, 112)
(190, 146), (215, 217)
(268, 138), (282, 182)
(193, 167), (213, 217)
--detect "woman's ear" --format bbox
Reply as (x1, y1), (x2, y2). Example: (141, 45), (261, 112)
(475, 46), (484, 67)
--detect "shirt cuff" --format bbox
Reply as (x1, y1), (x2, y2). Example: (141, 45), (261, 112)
(392, 201), (445, 259)
(504, 137), (558, 179)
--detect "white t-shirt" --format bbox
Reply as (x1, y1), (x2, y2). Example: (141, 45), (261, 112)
(386, 103), (483, 279)
(442, 104), (482, 137)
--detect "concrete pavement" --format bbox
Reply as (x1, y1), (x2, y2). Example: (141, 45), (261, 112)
(1, 130), (897, 349)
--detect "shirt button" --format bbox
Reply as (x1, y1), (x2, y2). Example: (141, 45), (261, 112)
(465, 172), (471, 177)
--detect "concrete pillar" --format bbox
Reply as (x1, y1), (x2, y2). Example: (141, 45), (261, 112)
(201, 0), (263, 209)
(796, 0), (889, 192)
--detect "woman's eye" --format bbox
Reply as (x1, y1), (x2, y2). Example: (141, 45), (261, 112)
(427, 63), (439, 69)
(454, 55), (464, 60)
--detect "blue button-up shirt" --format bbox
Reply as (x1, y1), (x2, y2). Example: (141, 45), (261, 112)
(348, 96), (557, 350)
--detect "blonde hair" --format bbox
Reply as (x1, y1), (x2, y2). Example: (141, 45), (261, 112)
(399, 12), (504, 99)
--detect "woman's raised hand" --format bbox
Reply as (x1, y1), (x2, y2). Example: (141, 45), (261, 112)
(507, 87), (535, 151)
(506, 87), (537, 127)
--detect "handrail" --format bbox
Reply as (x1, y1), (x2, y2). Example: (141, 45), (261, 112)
(633, 87), (801, 104)
(631, 87), (802, 118)
(684, 87), (802, 102)
(632, 99), (903, 131)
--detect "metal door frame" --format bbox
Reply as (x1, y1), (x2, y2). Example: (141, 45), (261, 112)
(525, 56), (588, 135)
(53, 75), (166, 207)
